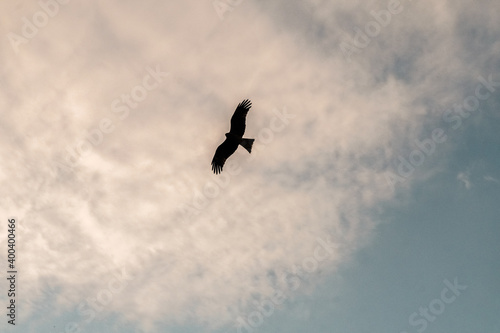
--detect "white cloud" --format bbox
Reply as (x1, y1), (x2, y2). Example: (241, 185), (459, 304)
(457, 171), (472, 190)
(484, 175), (500, 184)
(0, 0), (499, 331)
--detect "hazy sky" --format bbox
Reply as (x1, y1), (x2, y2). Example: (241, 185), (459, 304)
(1, 1), (499, 333)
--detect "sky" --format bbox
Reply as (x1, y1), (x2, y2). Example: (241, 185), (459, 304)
(0, 0), (499, 332)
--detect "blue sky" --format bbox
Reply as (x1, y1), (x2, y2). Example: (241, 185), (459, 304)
(1, 1), (499, 332)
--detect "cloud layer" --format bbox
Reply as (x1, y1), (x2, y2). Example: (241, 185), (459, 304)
(0, 0), (498, 331)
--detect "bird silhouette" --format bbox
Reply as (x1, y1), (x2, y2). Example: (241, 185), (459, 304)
(211, 99), (254, 174)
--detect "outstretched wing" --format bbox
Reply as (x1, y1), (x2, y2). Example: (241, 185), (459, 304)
(211, 138), (238, 174)
(229, 99), (252, 137)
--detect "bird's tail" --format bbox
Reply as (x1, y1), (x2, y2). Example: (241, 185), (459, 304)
(240, 138), (254, 153)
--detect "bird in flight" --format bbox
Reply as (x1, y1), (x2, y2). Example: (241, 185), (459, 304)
(211, 99), (254, 174)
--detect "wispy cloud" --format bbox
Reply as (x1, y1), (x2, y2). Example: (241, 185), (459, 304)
(484, 175), (500, 184)
(0, 0), (499, 332)
(457, 171), (472, 190)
